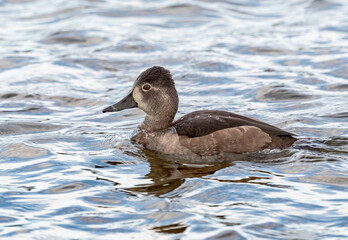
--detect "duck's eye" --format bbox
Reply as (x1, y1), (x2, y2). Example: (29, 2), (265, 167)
(142, 84), (152, 91)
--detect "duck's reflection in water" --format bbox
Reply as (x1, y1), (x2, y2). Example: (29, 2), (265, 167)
(112, 150), (233, 196)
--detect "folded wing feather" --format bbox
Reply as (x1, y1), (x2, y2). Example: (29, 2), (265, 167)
(179, 126), (272, 155)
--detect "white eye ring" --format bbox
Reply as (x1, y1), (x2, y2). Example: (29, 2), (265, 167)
(142, 83), (152, 92)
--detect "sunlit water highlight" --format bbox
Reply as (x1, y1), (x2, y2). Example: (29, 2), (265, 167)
(0, 0), (347, 239)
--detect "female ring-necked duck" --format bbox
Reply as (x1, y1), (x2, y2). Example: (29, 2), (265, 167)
(103, 66), (296, 159)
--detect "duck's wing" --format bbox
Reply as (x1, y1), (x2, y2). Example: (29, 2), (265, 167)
(178, 125), (272, 155)
(172, 110), (294, 138)
(172, 110), (295, 155)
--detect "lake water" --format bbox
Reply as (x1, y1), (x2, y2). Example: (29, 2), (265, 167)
(0, 0), (347, 239)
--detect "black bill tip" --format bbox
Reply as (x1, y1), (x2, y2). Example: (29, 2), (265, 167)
(102, 106), (116, 113)
(102, 91), (138, 113)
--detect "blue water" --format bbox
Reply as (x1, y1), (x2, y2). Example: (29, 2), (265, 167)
(0, 0), (347, 239)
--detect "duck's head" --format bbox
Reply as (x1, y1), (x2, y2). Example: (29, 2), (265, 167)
(103, 66), (179, 130)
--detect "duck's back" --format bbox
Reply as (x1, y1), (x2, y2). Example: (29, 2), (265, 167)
(172, 110), (296, 155)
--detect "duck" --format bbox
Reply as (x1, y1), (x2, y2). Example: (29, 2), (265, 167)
(103, 66), (297, 160)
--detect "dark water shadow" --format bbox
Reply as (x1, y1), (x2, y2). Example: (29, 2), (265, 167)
(151, 222), (188, 234)
(256, 85), (315, 102)
(0, 92), (103, 108)
(41, 30), (105, 46)
(294, 137), (348, 156)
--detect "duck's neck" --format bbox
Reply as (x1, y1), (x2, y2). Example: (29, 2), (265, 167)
(141, 114), (175, 132)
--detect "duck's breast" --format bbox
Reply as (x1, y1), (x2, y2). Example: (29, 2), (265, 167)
(131, 127), (195, 156)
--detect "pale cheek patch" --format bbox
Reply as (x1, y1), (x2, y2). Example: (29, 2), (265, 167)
(133, 87), (147, 111)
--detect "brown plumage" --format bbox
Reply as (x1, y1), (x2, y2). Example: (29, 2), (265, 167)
(103, 66), (297, 159)
(179, 126), (272, 155)
(172, 110), (296, 155)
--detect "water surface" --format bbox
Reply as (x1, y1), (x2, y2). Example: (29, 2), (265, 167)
(0, 0), (348, 239)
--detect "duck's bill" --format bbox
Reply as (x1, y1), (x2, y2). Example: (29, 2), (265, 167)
(102, 92), (138, 113)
